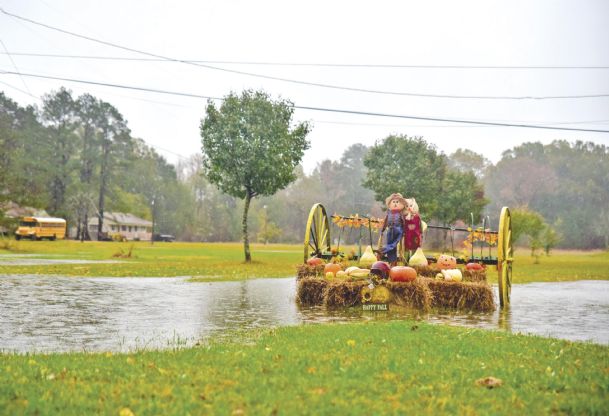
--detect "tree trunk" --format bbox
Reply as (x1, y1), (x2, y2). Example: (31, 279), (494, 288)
(242, 191), (252, 262)
(97, 140), (110, 240)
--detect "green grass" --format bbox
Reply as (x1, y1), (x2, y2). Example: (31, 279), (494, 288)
(1, 240), (608, 283)
(0, 240), (301, 280)
(512, 250), (609, 283)
(1, 321), (607, 415)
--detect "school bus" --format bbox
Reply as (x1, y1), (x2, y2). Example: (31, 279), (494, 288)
(15, 217), (67, 240)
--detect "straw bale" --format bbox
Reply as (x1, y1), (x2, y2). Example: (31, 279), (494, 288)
(385, 280), (432, 310)
(412, 265), (437, 278)
(462, 269), (487, 282)
(324, 280), (368, 307)
(296, 277), (328, 306)
(296, 264), (325, 280)
(424, 278), (495, 312)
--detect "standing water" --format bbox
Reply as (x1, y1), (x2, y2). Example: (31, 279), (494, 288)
(0, 275), (607, 353)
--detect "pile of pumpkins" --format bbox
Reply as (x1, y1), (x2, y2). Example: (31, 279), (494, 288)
(308, 246), (485, 283)
(307, 245), (419, 282)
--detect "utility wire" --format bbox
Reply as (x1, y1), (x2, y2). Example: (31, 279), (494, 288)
(2, 52), (608, 70)
(0, 79), (39, 99)
(0, 39), (35, 98)
(1, 8), (608, 100)
(2, 69), (609, 134)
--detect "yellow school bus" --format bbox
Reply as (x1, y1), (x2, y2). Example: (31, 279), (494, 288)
(15, 216), (67, 240)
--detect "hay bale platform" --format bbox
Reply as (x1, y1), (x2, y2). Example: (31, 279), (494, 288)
(297, 272), (495, 312)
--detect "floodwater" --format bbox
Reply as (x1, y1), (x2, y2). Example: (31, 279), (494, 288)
(0, 275), (607, 353)
(0, 253), (124, 266)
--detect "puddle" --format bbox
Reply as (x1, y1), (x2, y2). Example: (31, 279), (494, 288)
(0, 276), (607, 353)
(0, 254), (125, 266)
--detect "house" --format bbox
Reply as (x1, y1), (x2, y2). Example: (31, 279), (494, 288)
(87, 212), (153, 241)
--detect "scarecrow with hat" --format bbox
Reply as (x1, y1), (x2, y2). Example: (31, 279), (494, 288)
(380, 193), (407, 265)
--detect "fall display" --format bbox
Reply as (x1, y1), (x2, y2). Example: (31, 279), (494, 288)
(303, 201), (513, 308)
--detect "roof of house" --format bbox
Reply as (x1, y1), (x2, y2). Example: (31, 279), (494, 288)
(1, 201), (49, 218)
(88, 212), (152, 227)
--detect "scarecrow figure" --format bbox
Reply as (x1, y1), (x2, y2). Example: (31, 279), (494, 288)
(403, 198), (422, 259)
(380, 193), (407, 265)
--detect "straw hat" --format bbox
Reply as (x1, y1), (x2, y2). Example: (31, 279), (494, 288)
(385, 192), (407, 207)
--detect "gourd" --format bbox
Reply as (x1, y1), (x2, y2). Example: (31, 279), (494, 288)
(359, 245), (377, 268)
(408, 247), (428, 266)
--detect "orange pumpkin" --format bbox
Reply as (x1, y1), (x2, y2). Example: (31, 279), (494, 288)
(466, 262), (484, 271)
(306, 257), (324, 266)
(389, 266), (417, 282)
(324, 263), (342, 274)
(436, 254), (456, 269)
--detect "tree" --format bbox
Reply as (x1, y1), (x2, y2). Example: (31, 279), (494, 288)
(511, 207), (546, 259)
(485, 140), (609, 249)
(448, 148), (490, 179)
(41, 88), (79, 216)
(95, 102), (130, 239)
(364, 135), (446, 218)
(200, 90), (310, 261)
(434, 169), (488, 226)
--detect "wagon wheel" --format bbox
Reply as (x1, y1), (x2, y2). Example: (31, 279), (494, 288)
(303, 203), (331, 262)
(497, 206), (513, 307)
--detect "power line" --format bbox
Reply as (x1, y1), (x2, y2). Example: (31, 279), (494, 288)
(1, 8), (608, 100)
(313, 118), (609, 128)
(0, 39), (35, 98)
(3, 69), (609, 134)
(2, 51), (608, 70)
(0, 79), (39, 99)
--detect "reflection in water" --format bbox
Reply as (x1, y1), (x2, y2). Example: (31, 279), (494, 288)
(0, 276), (607, 353)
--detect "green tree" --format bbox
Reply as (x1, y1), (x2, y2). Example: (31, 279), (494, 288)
(95, 102), (130, 239)
(448, 148), (490, 179)
(0, 93), (48, 209)
(200, 90), (310, 261)
(435, 169), (488, 226)
(41, 88), (79, 216)
(363, 135), (446, 217)
(511, 207), (546, 260)
(485, 141), (609, 249)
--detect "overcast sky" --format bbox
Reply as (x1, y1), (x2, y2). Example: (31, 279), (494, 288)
(1, 0), (608, 172)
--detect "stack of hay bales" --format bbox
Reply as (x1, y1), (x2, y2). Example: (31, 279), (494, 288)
(296, 267), (494, 312)
(423, 278), (495, 311)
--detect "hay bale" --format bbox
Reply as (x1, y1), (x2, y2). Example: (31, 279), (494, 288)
(386, 280), (432, 310)
(296, 278), (328, 306)
(424, 278), (495, 312)
(296, 264), (325, 280)
(412, 265), (437, 278)
(463, 269), (487, 282)
(324, 280), (368, 307)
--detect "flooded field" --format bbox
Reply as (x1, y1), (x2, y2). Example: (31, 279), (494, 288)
(0, 275), (607, 353)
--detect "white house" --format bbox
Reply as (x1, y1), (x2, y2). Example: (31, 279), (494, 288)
(87, 212), (153, 241)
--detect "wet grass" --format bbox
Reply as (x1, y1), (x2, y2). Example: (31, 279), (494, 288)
(512, 250), (609, 283)
(1, 240), (608, 283)
(1, 321), (607, 415)
(0, 240), (301, 280)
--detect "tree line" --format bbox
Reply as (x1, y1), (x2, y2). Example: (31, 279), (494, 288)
(0, 89), (190, 239)
(2, 88), (607, 250)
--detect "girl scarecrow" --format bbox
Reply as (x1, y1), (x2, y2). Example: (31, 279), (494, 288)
(380, 193), (407, 265)
(403, 198), (422, 260)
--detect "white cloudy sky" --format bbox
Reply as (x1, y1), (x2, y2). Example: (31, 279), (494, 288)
(1, 0), (608, 172)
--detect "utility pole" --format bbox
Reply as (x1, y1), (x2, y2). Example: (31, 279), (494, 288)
(151, 198), (155, 245)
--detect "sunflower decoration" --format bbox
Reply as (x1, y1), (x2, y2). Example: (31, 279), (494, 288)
(370, 285), (392, 304)
(361, 285), (392, 304)
(361, 286), (373, 303)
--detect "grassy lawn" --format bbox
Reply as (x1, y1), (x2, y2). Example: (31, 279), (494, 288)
(0, 240), (301, 280)
(1, 240), (608, 283)
(1, 321), (607, 415)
